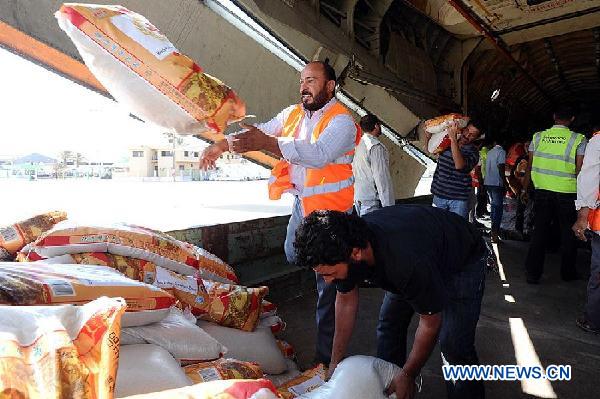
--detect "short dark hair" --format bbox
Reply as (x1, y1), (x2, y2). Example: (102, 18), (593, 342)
(467, 117), (481, 131)
(309, 61), (337, 83)
(294, 210), (370, 270)
(359, 114), (379, 133)
(554, 104), (575, 121)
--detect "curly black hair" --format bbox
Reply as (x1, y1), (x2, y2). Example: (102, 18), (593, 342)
(294, 210), (372, 270)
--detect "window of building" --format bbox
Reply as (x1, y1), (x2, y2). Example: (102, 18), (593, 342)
(184, 151), (189, 157)
(193, 152), (199, 157)
(132, 150), (144, 157)
(161, 151), (173, 157)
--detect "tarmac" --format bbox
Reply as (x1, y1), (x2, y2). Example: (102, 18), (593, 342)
(275, 236), (598, 398)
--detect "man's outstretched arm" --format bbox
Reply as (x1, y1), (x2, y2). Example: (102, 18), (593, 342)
(386, 312), (441, 399)
(329, 287), (359, 376)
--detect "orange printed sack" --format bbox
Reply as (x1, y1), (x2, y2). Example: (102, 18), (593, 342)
(183, 358), (263, 384)
(31, 222), (237, 283)
(277, 365), (326, 399)
(71, 252), (158, 284)
(0, 296), (125, 399)
(0, 262), (175, 312)
(182, 280), (268, 332)
(55, 4), (245, 136)
(0, 211), (67, 260)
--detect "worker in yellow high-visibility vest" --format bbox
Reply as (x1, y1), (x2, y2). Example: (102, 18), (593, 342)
(522, 104), (586, 284)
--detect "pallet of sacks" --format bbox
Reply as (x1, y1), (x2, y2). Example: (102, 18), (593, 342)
(12, 220), (296, 390)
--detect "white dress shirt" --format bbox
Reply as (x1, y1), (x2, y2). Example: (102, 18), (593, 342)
(352, 133), (394, 206)
(230, 98), (357, 195)
(575, 133), (600, 211)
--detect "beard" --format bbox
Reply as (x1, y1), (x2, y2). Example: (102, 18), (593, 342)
(333, 259), (371, 285)
(301, 88), (331, 111)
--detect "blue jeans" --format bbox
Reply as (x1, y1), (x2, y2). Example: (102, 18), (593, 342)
(433, 195), (470, 219)
(377, 256), (486, 399)
(284, 196), (338, 364)
(485, 186), (505, 232)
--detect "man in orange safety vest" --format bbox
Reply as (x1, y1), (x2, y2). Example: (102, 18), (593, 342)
(201, 61), (361, 365)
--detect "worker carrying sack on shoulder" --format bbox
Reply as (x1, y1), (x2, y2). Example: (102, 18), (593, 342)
(55, 3), (246, 137)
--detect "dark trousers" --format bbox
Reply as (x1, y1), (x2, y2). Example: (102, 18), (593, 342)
(525, 189), (578, 281)
(476, 185), (488, 217)
(486, 186), (505, 232)
(377, 257), (486, 399)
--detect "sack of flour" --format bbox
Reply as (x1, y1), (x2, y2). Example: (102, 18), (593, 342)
(0, 297), (126, 399)
(56, 3), (246, 136)
(425, 113), (469, 154)
(0, 262), (175, 313)
(0, 211), (67, 260)
(30, 222), (237, 283)
(300, 356), (400, 399)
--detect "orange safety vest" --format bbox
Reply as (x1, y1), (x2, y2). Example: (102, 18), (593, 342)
(268, 102), (361, 216)
(587, 131), (600, 232)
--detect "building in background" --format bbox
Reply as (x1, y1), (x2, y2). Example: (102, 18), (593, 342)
(128, 145), (203, 178)
(128, 144), (269, 181)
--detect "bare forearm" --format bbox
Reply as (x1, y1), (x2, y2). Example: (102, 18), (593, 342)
(577, 207), (590, 221)
(331, 289), (359, 365)
(402, 314), (441, 378)
(450, 140), (466, 170)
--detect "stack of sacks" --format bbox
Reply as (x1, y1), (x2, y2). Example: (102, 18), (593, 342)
(0, 211), (67, 261)
(17, 220), (293, 379)
(425, 113), (470, 154)
(0, 297), (126, 398)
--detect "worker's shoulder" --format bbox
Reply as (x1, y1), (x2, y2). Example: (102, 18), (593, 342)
(362, 134), (387, 153)
(588, 133), (600, 147)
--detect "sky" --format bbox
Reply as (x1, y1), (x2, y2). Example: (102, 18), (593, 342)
(0, 47), (202, 162)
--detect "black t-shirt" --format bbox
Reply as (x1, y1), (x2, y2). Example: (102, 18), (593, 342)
(335, 205), (486, 315)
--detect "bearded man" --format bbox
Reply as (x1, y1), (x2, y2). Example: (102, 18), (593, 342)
(201, 61), (361, 366)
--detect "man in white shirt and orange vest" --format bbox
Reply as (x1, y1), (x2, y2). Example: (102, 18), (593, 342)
(201, 61), (361, 364)
(572, 122), (600, 334)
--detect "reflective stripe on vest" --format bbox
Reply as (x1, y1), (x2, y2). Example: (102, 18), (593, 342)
(587, 131), (600, 232)
(531, 126), (584, 193)
(267, 102), (361, 216)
